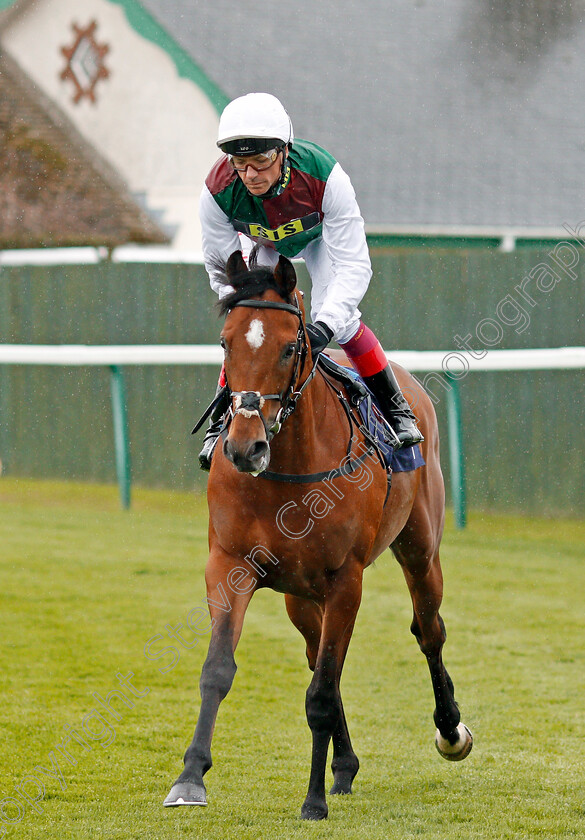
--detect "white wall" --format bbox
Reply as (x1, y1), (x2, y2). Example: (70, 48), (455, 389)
(2, 0), (220, 249)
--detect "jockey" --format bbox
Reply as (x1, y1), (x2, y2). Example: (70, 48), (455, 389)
(198, 92), (423, 470)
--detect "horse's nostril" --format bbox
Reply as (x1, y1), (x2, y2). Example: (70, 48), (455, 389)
(223, 437), (268, 470)
(248, 440), (268, 461)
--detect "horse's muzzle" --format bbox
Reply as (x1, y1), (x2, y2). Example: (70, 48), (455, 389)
(223, 435), (270, 475)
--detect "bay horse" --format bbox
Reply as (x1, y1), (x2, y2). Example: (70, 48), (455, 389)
(164, 251), (472, 819)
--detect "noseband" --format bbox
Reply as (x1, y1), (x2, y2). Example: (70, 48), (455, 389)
(227, 297), (315, 439)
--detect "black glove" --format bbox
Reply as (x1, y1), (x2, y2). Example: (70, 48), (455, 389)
(306, 321), (334, 356)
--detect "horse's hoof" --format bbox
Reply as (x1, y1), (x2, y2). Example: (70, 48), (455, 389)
(330, 770), (356, 795)
(435, 722), (473, 761)
(163, 781), (207, 807)
(330, 756), (359, 795)
(301, 800), (328, 820)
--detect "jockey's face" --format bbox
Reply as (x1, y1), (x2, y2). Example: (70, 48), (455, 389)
(233, 149), (284, 196)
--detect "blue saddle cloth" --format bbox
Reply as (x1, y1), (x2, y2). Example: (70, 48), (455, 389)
(357, 397), (425, 473)
(321, 357), (425, 474)
(389, 438), (426, 473)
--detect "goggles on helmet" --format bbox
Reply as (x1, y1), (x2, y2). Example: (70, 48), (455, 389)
(229, 148), (281, 173)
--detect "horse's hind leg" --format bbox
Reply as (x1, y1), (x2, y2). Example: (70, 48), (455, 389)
(285, 590), (360, 809)
(329, 699), (360, 794)
(392, 516), (472, 761)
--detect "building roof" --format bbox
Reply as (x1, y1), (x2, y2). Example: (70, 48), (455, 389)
(0, 52), (168, 249)
(139, 0), (585, 231)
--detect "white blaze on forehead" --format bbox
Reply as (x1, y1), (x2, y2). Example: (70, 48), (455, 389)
(245, 318), (265, 350)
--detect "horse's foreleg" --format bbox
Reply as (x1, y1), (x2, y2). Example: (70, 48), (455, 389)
(300, 564), (363, 820)
(393, 538), (472, 761)
(164, 551), (256, 807)
(285, 594), (359, 796)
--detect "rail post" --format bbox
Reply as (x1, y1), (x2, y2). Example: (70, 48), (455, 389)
(109, 365), (131, 509)
(444, 373), (466, 529)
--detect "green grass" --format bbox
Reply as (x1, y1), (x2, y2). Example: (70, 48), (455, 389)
(1, 478), (584, 839)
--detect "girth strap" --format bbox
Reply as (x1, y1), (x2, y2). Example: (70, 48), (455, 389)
(258, 447), (375, 484)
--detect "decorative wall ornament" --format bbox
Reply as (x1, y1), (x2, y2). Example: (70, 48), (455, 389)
(60, 21), (110, 104)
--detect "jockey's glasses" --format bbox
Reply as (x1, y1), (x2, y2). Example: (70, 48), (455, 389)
(229, 148), (281, 173)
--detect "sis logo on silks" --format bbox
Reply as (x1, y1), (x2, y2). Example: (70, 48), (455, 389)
(234, 212), (321, 243)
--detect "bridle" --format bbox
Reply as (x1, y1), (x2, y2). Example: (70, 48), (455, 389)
(226, 296), (317, 440)
(220, 293), (387, 491)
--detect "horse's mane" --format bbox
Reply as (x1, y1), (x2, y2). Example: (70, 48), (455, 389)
(216, 248), (293, 315)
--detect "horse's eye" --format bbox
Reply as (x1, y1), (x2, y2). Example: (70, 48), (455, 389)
(281, 343), (296, 362)
(220, 337), (227, 350)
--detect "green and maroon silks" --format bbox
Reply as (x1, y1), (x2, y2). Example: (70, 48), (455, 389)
(205, 139), (336, 258)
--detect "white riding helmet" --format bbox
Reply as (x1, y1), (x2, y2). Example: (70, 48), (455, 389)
(217, 92), (294, 156)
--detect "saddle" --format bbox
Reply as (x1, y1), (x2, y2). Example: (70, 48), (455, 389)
(317, 354), (425, 474)
(317, 353), (369, 404)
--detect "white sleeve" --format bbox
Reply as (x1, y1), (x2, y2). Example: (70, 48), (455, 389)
(312, 162), (372, 336)
(199, 185), (241, 299)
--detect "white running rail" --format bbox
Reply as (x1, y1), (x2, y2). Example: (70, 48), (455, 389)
(0, 345), (584, 370)
(1, 345), (583, 525)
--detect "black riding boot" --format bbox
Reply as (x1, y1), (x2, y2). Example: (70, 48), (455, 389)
(363, 365), (424, 450)
(198, 385), (230, 471)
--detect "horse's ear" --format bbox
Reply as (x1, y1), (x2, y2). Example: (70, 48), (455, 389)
(226, 250), (248, 286)
(274, 255), (297, 299)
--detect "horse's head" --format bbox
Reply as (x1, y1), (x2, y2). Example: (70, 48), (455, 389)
(218, 250), (309, 475)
